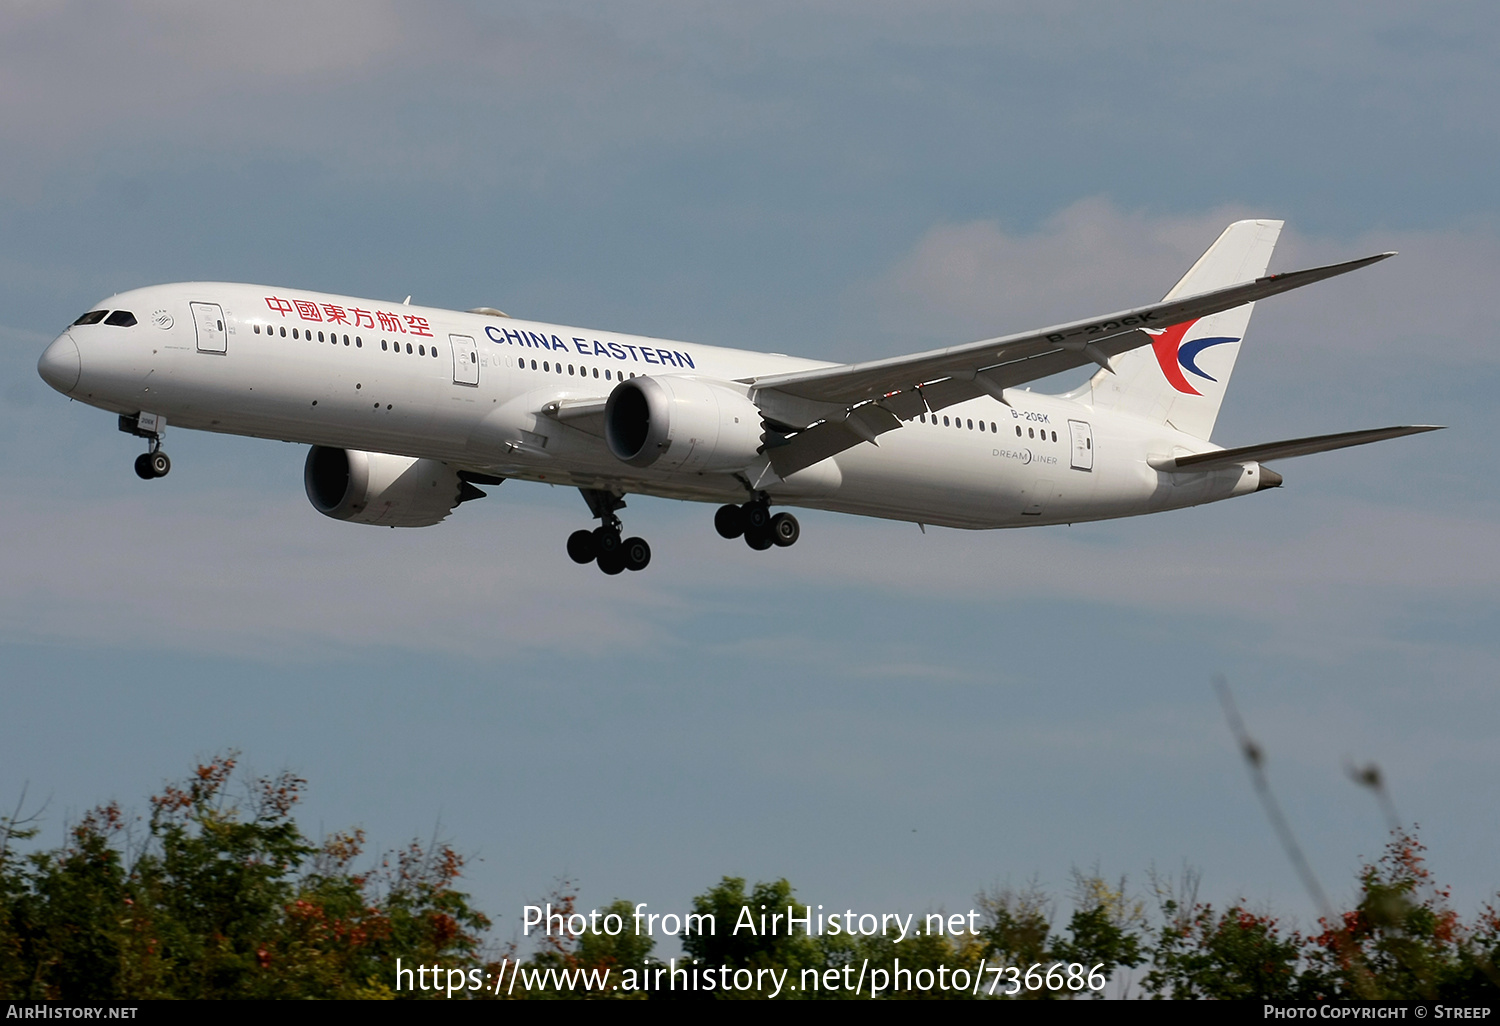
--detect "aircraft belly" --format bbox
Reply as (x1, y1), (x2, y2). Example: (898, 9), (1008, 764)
(801, 415), (1164, 529)
(821, 425), (1012, 527)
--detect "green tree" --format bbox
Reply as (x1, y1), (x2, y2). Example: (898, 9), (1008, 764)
(831, 926), (984, 1000)
(975, 881), (1052, 972)
(0, 754), (497, 1000)
(1143, 900), (1317, 1000)
(1307, 828), (1499, 999)
(680, 877), (821, 998)
(1050, 872), (1146, 997)
(511, 882), (654, 1000)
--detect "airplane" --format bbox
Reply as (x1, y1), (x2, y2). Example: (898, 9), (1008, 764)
(36, 219), (1440, 574)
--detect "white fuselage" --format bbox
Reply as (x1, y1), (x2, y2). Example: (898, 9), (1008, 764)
(39, 282), (1268, 530)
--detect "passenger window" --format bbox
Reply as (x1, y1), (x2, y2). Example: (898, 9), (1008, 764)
(1028, 428), (1034, 438)
(72, 310), (109, 326)
(592, 368), (599, 378)
(978, 421), (985, 432)
(967, 419), (973, 430)
(280, 326), (287, 337)
(943, 416), (950, 426)
(418, 345), (425, 356)
(254, 324), (261, 334)
(568, 364), (575, 375)
(381, 340), (388, 351)
(1015, 426), (1021, 436)
(1051, 431), (1057, 442)
(605, 369), (612, 380)
(104, 310), (137, 327)
(406, 343), (413, 354)
(293, 328), (299, 339)
(532, 360), (538, 370)
(543, 361), (550, 372)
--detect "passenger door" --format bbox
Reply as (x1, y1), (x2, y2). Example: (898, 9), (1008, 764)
(450, 334), (479, 386)
(191, 302), (227, 354)
(1069, 419), (1093, 471)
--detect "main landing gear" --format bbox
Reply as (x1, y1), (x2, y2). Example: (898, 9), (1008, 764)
(568, 488), (651, 575)
(714, 499), (799, 551)
(121, 412), (171, 480)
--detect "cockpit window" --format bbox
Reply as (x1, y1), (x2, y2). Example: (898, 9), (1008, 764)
(73, 310), (108, 325)
(104, 310), (137, 327)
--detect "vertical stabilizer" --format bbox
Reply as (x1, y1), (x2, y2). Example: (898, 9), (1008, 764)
(1085, 219), (1282, 440)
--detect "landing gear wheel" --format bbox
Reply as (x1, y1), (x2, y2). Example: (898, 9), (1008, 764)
(134, 453), (155, 480)
(148, 451), (171, 478)
(593, 525), (622, 557)
(769, 512), (799, 547)
(742, 501), (770, 531)
(714, 504), (745, 539)
(622, 537), (651, 572)
(744, 527), (773, 551)
(575, 489), (646, 576)
(567, 529), (597, 564)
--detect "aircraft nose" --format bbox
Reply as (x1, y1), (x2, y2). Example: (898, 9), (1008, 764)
(38, 332), (82, 394)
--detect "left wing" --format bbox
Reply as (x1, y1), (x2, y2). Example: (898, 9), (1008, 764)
(750, 251), (1392, 477)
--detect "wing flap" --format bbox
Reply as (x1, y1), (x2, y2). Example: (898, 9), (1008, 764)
(766, 404), (906, 477)
(1168, 425), (1444, 472)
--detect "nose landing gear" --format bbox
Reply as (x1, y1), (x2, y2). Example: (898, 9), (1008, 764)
(570, 488), (651, 574)
(714, 499), (799, 551)
(121, 412), (170, 479)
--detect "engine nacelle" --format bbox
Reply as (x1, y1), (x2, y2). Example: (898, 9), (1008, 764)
(304, 446), (464, 527)
(604, 376), (764, 473)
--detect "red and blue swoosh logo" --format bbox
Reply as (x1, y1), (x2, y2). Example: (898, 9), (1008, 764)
(1149, 319), (1239, 395)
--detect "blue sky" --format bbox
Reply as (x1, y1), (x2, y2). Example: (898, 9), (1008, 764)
(3, 1), (1498, 960)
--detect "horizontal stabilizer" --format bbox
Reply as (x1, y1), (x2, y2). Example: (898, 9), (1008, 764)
(1169, 425), (1444, 472)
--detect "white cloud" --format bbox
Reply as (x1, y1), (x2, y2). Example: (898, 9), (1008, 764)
(871, 198), (1500, 370)
(870, 199), (1260, 343)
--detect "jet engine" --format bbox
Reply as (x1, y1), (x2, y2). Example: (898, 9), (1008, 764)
(304, 446), (468, 527)
(604, 376), (764, 473)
